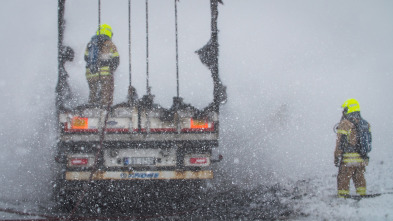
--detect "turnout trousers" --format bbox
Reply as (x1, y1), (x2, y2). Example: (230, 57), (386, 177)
(337, 163), (366, 197)
(87, 75), (114, 106)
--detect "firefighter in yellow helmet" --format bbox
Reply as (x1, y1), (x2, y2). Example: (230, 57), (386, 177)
(84, 24), (119, 106)
(334, 99), (371, 198)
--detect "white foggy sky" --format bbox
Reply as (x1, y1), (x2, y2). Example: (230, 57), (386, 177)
(0, 0), (392, 198)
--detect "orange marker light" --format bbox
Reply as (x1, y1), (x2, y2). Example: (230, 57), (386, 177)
(71, 117), (88, 129)
(190, 118), (209, 129)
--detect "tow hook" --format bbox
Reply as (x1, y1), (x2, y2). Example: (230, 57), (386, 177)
(211, 154), (223, 163)
(55, 155), (67, 163)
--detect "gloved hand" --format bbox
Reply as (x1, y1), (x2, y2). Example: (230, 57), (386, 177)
(334, 157), (341, 167)
(364, 156), (369, 166)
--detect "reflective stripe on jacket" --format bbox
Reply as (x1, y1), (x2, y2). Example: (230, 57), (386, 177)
(342, 153), (364, 163)
(84, 38), (119, 78)
(334, 118), (358, 162)
(86, 66), (111, 78)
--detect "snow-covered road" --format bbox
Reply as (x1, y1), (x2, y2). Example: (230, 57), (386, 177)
(1, 165), (392, 220)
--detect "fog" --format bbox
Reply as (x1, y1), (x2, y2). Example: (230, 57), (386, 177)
(219, 0), (393, 185)
(0, 0), (393, 203)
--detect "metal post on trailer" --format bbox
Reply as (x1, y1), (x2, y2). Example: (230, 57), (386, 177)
(128, 0), (133, 102)
(97, 0), (103, 108)
(145, 0), (150, 96)
(56, 0), (76, 119)
(174, 0), (180, 98)
(56, 0), (66, 114)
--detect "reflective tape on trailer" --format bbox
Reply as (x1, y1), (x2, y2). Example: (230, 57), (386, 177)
(65, 170), (213, 180)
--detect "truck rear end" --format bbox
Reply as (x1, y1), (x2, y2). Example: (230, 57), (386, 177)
(54, 101), (220, 208)
(54, 0), (226, 211)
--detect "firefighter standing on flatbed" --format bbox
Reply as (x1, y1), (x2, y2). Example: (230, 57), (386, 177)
(334, 98), (371, 198)
(85, 24), (119, 106)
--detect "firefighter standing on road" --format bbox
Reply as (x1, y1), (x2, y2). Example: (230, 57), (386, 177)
(334, 98), (370, 198)
(85, 24), (119, 106)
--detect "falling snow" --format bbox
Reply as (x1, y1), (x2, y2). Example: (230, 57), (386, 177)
(1, 0), (393, 220)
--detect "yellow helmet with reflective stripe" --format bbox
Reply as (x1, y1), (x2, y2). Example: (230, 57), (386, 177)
(342, 98), (360, 114)
(97, 24), (113, 38)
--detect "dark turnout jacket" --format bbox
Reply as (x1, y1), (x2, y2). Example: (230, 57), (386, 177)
(84, 35), (119, 78)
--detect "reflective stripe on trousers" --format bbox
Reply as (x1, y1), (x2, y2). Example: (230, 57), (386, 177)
(356, 187), (366, 195)
(338, 189), (349, 198)
(338, 188), (366, 197)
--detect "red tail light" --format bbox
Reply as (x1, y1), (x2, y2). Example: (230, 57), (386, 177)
(190, 157), (207, 164)
(70, 158), (88, 165)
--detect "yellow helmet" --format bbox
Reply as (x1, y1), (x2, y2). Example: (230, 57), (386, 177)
(97, 24), (113, 38)
(341, 98), (360, 114)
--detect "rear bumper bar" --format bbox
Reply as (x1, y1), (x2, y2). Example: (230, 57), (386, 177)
(65, 170), (213, 180)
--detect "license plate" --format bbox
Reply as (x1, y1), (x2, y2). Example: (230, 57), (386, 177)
(124, 157), (155, 166)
